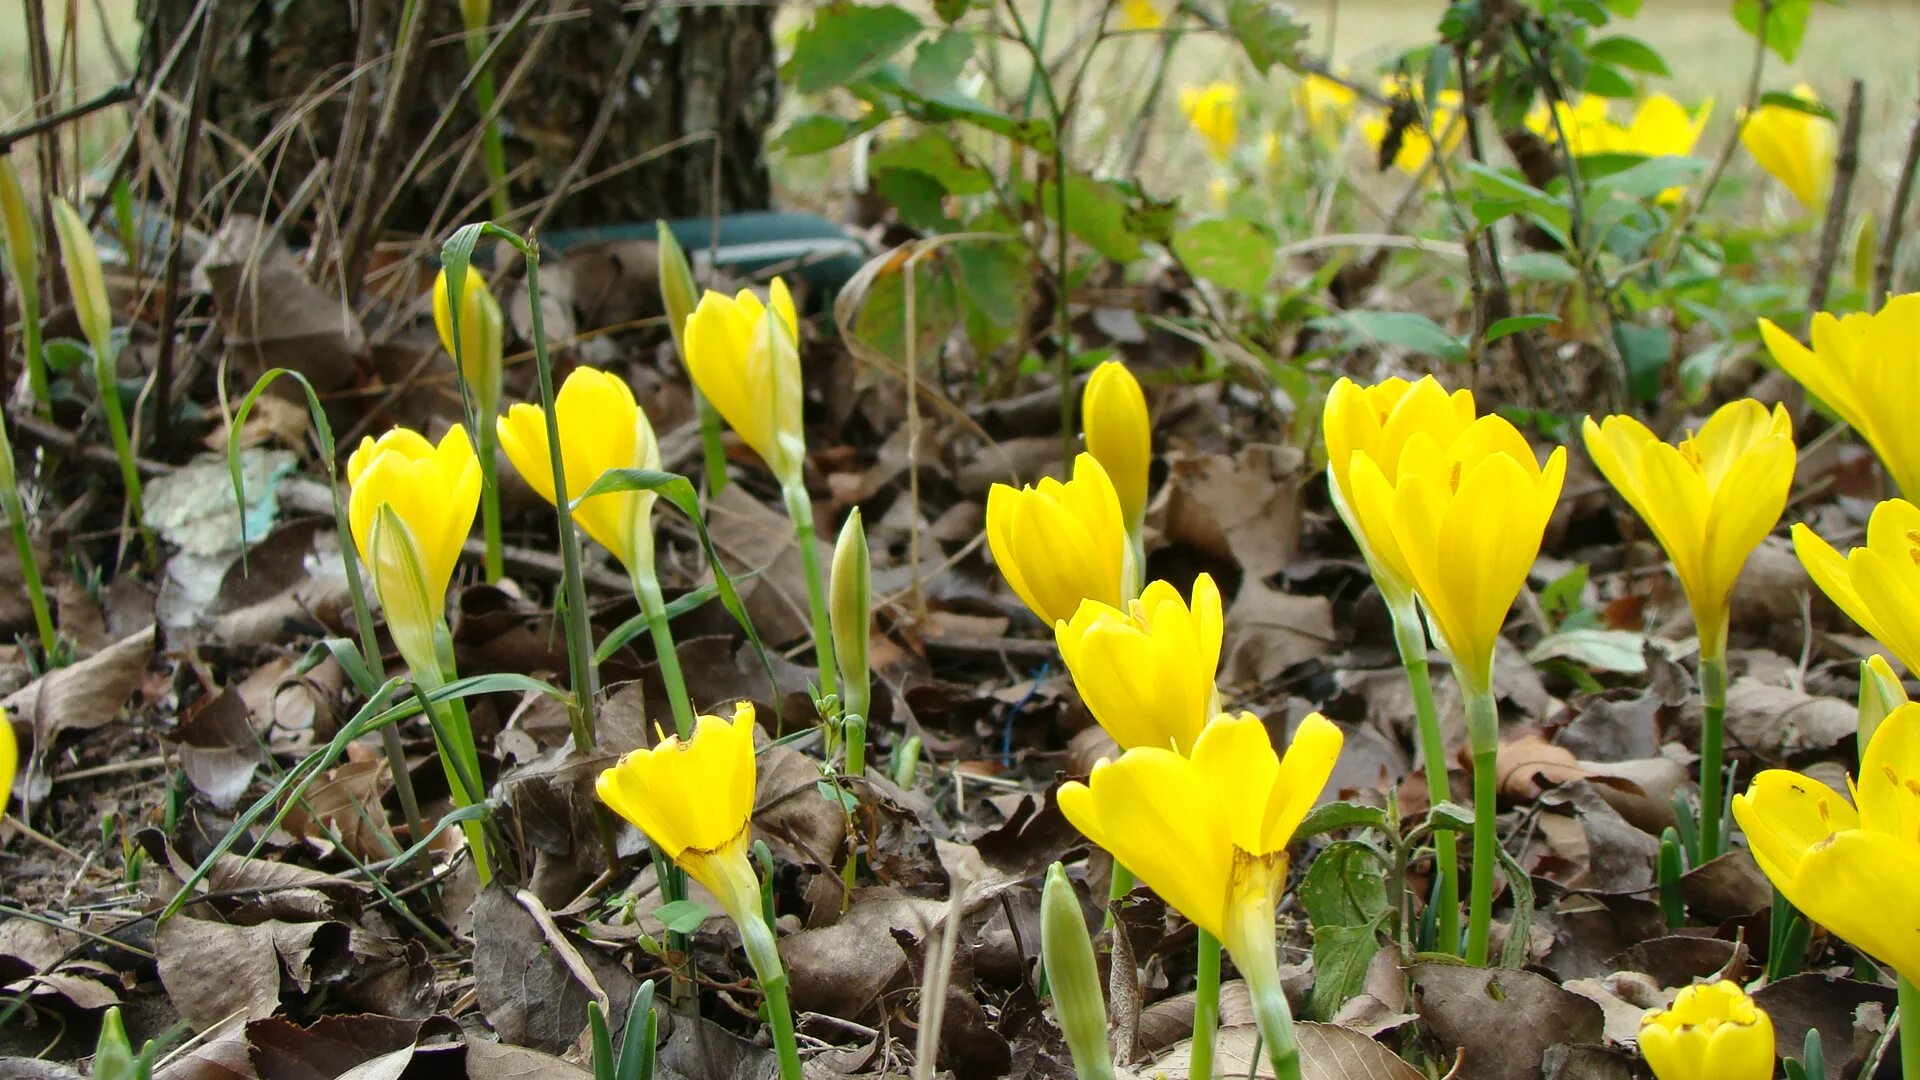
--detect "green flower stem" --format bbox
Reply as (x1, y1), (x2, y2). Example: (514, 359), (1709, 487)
(411, 661), (492, 884)
(740, 909), (804, 1080)
(697, 392), (729, 496)
(1698, 654), (1728, 862)
(1463, 679), (1501, 966)
(477, 422), (504, 583)
(21, 315), (48, 417)
(462, 32), (512, 222)
(1104, 860), (1134, 931)
(782, 481), (838, 702)
(95, 347), (156, 566)
(633, 567), (695, 739)
(0, 415), (56, 658)
(1230, 898), (1302, 1080)
(1191, 930), (1222, 1080)
(1391, 605), (1459, 955)
(1900, 976), (1920, 1080)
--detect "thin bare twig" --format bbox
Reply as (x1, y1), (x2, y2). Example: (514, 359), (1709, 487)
(1873, 92), (1920, 307)
(1807, 79), (1865, 320)
(0, 81), (136, 154)
(339, 0), (438, 291)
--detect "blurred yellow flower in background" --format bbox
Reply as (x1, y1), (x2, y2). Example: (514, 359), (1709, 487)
(432, 266), (504, 417)
(1741, 84), (1836, 210)
(1115, 0), (1165, 30)
(1180, 82), (1239, 162)
(1761, 295), (1920, 499)
(1297, 72), (1357, 144)
(1361, 83), (1464, 174)
(1637, 981), (1774, 1080)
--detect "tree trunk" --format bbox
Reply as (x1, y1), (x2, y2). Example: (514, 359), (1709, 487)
(136, 0), (778, 237)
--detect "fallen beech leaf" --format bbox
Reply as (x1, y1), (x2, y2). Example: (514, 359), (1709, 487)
(1411, 962), (1604, 1080)
(1497, 731), (1592, 801)
(155, 917), (287, 1032)
(1154, 1020), (1421, 1079)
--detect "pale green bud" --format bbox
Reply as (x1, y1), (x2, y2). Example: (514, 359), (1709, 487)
(1040, 863), (1115, 1080)
(656, 221), (699, 359)
(830, 507), (871, 724)
(0, 156), (37, 316)
(50, 197), (113, 362)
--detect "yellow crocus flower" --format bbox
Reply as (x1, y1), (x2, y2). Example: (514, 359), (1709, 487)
(497, 367), (661, 576)
(684, 278), (804, 488)
(1582, 400), (1794, 660)
(1060, 712), (1340, 1069)
(0, 705), (14, 819)
(1636, 980), (1775, 1080)
(1741, 84), (1836, 211)
(1792, 497), (1920, 674)
(1056, 574), (1222, 755)
(1323, 375), (1478, 609)
(1115, 0), (1164, 30)
(1297, 72), (1356, 144)
(1179, 82), (1239, 163)
(598, 703), (762, 921)
(433, 267), (504, 418)
(1346, 415), (1567, 692)
(986, 453), (1131, 625)
(1620, 93), (1713, 159)
(1760, 295), (1920, 500)
(1733, 702), (1920, 984)
(1082, 360), (1150, 530)
(346, 426), (481, 671)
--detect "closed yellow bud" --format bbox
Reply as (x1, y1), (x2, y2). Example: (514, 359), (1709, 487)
(1346, 415), (1566, 694)
(986, 453), (1131, 626)
(1056, 574), (1221, 755)
(1082, 361), (1150, 530)
(684, 279), (805, 488)
(656, 222), (700, 359)
(1741, 85), (1836, 211)
(1636, 981), (1774, 1080)
(50, 197), (113, 360)
(497, 367), (660, 575)
(0, 156), (37, 315)
(346, 426), (480, 672)
(1179, 82), (1239, 163)
(1583, 400), (1794, 661)
(432, 266), (504, 418)
(1860, 653), (1906, 753)
(0, 705), (14, 820)
(1761, 296), (1920, 500)
(1792, 498), (1920, 674)
(597, 705), (763, 924)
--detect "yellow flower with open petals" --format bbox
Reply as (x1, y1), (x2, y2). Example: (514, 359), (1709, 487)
(1583, 400), (1794, 660)
(1082, 361), (1150, 529)
(1792, 497), (1920, 674)
(1761, 296), (1920, 500)
(1637, 981), (1774, 1080)
(685, 279), (804, 487)
(987, 453), (1131, 625)
(346, 426), (480, 670)
(1742, 84), (1836, 211)
(1733, 702), (1920, 984)
(498, 367), (661, 575)
(1346, 415), (1567, 692)
(1180, 83), (1239, 162)
(597, 704), (763, 922)
(1056, 574), (1221, 755)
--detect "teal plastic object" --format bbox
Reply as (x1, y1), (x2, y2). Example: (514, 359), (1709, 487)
(541, 212), (868, 299)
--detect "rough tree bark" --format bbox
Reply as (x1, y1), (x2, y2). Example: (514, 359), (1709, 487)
(137, 0), (778, 234)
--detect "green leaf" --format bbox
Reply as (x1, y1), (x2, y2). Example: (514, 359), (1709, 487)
(1585, 35), (1669, 76)
(772, 113), (865, 156)
(1580, 63), (1637, 99)
(835, 244), (964, 366)
(1224, 0), (1308, 74)
(1759, 90), (1836, 121)
(1171, 218), (1275, 296)
(1308, 310), (1465, 363)
(1300, 840), (1390, 929)
(1308, 920), (1386, 1021)
(869, 130), (992, 195)
(955, 238), (1034, 335)
(1029, 174), (1144, 263)
(908, 31), (974, 99)
(1528, 628), (1649, 674)
(816, 779), (859, 812)
(1732, 0), (1816, 62)
(1485, 314), (1558, 342)
(1589, 154), (1704, 201)
(784, 3), (924, 93)
(652, 899), (713, 934)
(873, 169), (957, 231)
(1504, 252), (1578, 284)
(1296, 800), (1390, 840)
(1613, 319), (1672, 402)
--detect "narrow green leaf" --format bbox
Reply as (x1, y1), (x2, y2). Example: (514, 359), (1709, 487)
(1485, 314), (1558, 343)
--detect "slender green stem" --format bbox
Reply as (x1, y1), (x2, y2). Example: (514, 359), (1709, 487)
(1464, 711), (1499, 966)
(411, 663), (492, 884)
(633, 568), (695, 739)
(1392, 606), (1459, 955)
(740, 910), (803, 1080)
(650, 835), (694, 1010)
(463, 35), (512, 222)
(782, 482), (838, 701)
(1230, 890), (1302, 1080)
(1104, 860), (1134, 931)
(1900, 976), (1920, 1080)
(696, 392), (729, 496)
(94, 347), (155, 565)
(478, 424), (504, 583)
(1698, 654), (1728, 861)
(1191, 930), (1221, 1080)
(0, 416), (55, 658)
(21, 316), (48, 417)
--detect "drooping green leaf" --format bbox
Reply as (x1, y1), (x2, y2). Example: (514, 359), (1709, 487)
(1759, 90), (1836, 121)
(1224, 0), (1308, 74)
(869, 130), (992, 195)
(772, 113), (866, 156)
(835, 244), (964, 367)
(1295, 800), (1390, 840)
(784, 3), (924, 93)
(1485, 314), (1559, 343)
(1308, 920), (1387, 1021)
(1585, 35), (1669, 76)
(1171, 217), (1275, 296)
(1581, 62), (1636, 99)
(1732, 0), (1817, 62)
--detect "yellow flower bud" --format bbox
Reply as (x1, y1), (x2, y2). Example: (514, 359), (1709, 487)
(1583, 399), (1794, 661)
(597, 705), (763, 925)
(656, 222), (700, 359)
(684, 279), (805, 488)
(1761, 295), (1920, 500)
(432, 266), (504, 419)
(1742, 84), (1836, 211)
(1637, 981), (1774, 1080)
(0, 705), (15, 820)
(497, 367), (661, 575)
(346, 426), (481, 673)
(986, 453), (1131, 626)
(50, 197), (113, 361)
(1081, 360), (1150, 530)
(1056, 574), (1221, 755)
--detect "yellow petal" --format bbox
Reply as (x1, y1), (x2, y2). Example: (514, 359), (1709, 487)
(1731, 768), (1857, 892)
(1857, 702), (1920, 839)
(1260, 712), (1344, 853)
(1083, 361), (1151, 526)
(0, 706), (12, 819)
(1064, 748), (1235, 938)
(1791, 828), (1920, 984)
(1189, 712), (1281, 854)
